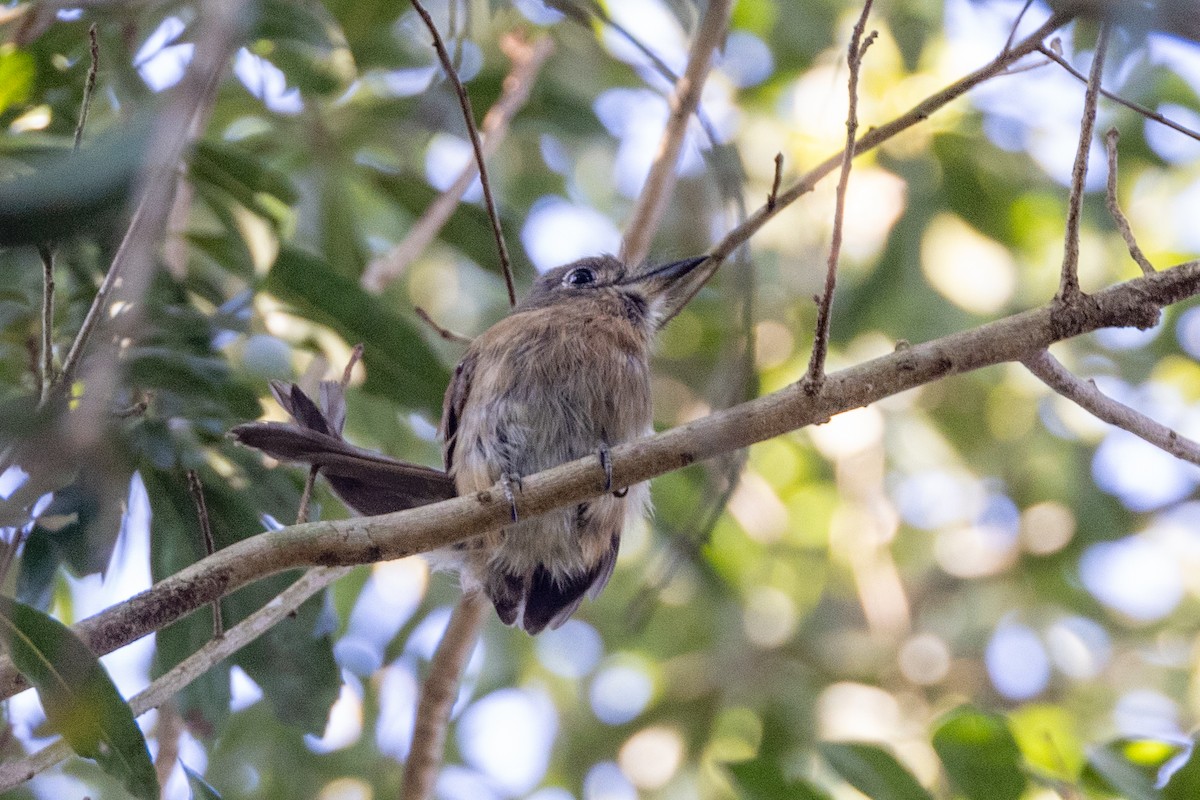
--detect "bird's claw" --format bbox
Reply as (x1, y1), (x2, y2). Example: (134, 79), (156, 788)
(500, 472), (522, 522)
(598, 445), (628, 498)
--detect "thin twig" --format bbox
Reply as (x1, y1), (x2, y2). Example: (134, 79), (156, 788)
(403, 591), (488, 800)
(362, 35), (553, 293)
(619, 0), (732, 267)
(186, 470), (223, 638)
(1036, 44), (1200, 145)
(804, 4), (877, 393)
(0, 564), (351, 791)
(1103, 128), (1154, 275)
(409, 0), (516, 307)
(767, 153), (783, 211)
(414, 307), (472, 344)
(1001, 0), (1037, 55)
(74, 24), (99, 150)
(36, 245), (55, 403)
(662, 11), (1071, 325)
(1058, 23), (1110, 303)
(1024, 350), (1200, 466)
(152, 702), (182, 790)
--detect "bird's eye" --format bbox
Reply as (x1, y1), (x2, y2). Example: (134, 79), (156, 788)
(563, 268), (595, 287)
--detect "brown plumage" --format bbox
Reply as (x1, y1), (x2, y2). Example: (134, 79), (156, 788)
(233, 254), (706, 633)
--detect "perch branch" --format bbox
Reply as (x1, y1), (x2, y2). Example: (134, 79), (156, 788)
(1103, 128), (1154, 275)
(804, 1), (876, 393)
(0, 257), (1194, 702)
(402, 591), (488, 800)
(362, 34), (553, 294)
(1058, 22), (1110, 302)
(620, 0), (732, 267)
(409, 0), (516, 306)
(1023, 350), (1200, 467)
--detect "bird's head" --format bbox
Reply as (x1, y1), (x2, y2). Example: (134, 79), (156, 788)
(518, 254), (708, 329)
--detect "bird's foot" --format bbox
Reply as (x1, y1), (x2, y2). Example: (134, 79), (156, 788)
(500, 472), (523, 522)
(598, 445), (627, 498)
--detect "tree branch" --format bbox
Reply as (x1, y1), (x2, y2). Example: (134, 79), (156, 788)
(661, 10), (1071, 324)
(1058, 22), (1110, 302)
(619, 0), (732, 267)
(1103, 128), (1154, 276)
(0, 565), (350, 791)
(408, 0), (517, 306)
(804, 1), (876, 393)
(0, 257), (1193, 701)
(1035, 43), (1200, 145)
(362, 34), (553, 294)
(402, 591), (487, 800)
(1023, 350), (1200, 467)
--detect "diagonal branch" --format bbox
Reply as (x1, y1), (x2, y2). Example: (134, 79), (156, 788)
(362, 34), (554, 294)
(1036, 43), (1200, 145)
(1058, 23), (1110, 303)
(408, 0), (517, 306)
(1023, 350), (1200, 467)
(619, 0), (732, 267)
(661, 10), (1071, 324)
(0, 257), (1194, 702)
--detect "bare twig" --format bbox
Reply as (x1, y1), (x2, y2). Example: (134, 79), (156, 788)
(619, 0), (732, 267)
(767, 153), (783, 211)
(186, 470), (223, 638)
(1024, 350), (1200, 466)
(0, 257), (1192, 701)
(1001, 0), (1037, 55)
(804, 4), (877, 393)
(1103, 128), (1154, 275)
(662, 11), (1071, 325)
(409, 0), (516, 307)
(1058, 23), (1110, 303)
(152, 702), (182, 790)
(362, 35), (554, 293)
(403, 592), (488, 800)
(1036, 44), (1200, 145)
(74, 24), (99, 150)
(36, 244), (55, 403)
(0, 564), (350, 791)
(414, 307), (472, 345)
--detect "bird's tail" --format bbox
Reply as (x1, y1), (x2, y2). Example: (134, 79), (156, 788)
(231, 381), (456, 516)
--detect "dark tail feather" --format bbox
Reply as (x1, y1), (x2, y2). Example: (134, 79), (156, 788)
(231, 382), (456, 516)
(520, 535), (620, 635)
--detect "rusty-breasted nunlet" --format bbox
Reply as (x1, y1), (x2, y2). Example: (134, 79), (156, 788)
(233, 254), (707, 634)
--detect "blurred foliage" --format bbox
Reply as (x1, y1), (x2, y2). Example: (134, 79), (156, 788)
(0, 0), (1199, 799)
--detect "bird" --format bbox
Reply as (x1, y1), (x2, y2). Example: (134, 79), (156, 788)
(233, 253), (707, 634)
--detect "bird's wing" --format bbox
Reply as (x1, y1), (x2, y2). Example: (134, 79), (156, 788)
(439, 350), (478, 473)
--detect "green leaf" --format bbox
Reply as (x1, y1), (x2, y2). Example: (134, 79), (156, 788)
(0, 117), (151, 245)
(1164, 742), (1200, 800)
(183, 763), (224, 800)
(1085, 738), (1181, 800)
(0, 596), (158, 800)
(932, 707), (1027, 800)
(819, 742), (933, 800)
(726, 756), (832, 800)
(265, 245), (448, 413)
(0, 46), (35, 115)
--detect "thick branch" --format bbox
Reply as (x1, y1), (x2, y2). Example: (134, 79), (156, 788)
(402, 592), (487, 800)
(0, 258), (1193, 701)
(1023, 350), (1200, 467)
(620, 0), (732, 267)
